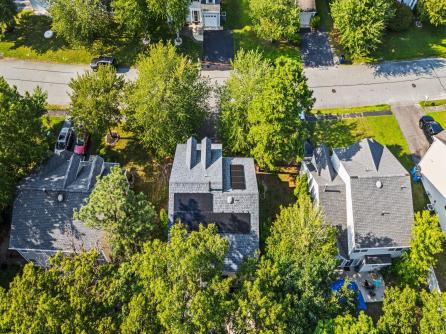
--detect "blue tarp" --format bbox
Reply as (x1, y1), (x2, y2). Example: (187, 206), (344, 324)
(411, 166), (421, 182)
(331, 279), (367, 311)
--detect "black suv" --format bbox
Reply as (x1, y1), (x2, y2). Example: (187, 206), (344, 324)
(90, 56), (118, 71)
(419, 115), (444, 143)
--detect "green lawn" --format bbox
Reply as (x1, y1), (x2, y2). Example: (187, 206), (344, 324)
(375, 24), (446, 61)
(312, 104), (390, 115)
(222, 0), (300, 62)
(92, 126), (169, 208)
(0, 11), (201, 65)
(258, 170), (297, 250)
(427, 111), (446, 128)
(311, 115), (427, 211)
(420, 99), (446, 108)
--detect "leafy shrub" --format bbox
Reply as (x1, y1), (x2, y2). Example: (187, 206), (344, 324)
(310, 15), (321, 29)
(388, 1), (414, 32)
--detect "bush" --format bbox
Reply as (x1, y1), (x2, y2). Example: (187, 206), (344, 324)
(310, 15), (321, 29)
(388, 1), (414, 32)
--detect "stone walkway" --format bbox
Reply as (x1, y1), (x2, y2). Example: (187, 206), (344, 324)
(391, 104), (430, 164)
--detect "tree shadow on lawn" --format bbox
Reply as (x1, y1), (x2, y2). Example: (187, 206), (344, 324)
(3, 13), (68, 54)
(309, 119), (359, 148)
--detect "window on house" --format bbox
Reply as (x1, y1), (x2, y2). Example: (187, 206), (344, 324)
(388, 248), (396, 251)
(360, 249), (368, 252)
(353, 249), (360, 253)
(395, 248), (403, 251)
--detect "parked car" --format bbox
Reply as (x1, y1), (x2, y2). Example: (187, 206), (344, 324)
(74, 133), (91, 156)
(55, 120), (74, 154)
(419, 116), (444, 144)
(90, 56), (118, 71)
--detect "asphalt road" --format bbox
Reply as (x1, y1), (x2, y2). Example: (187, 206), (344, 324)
(3, 57), (446, 108)
(305, 58), (446, 108)
(0, 59), (137, 105)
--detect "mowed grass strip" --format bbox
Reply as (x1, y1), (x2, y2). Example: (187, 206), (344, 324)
(312, 104), (391, 115)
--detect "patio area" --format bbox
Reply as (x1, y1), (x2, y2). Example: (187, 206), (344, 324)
(344, 271), (386, 303)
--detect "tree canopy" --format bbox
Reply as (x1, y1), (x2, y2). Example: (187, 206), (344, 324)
(218, 49), (272, 156)
(233, 196), (339, 333)
(125, 43), (209, 159)
(219, 52), (313, 170)
(249, 0), (300, 42)
(0, 0), (16, 31)
(68, 65), (125, 137)
(247, 57), (314, 169)
(419, 0), (446, 27)
(0, 77), (47, 208)
(330, 0), (395, 59)
(0, 251), (122, 333)
(49, 0), (113, 47)
(396, 211), (445, 287)
(75, 166), (158, 259)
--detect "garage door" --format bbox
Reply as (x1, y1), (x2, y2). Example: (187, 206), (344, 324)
(203, 13), (219, 28)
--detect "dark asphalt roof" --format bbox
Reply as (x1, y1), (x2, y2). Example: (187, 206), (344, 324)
(202, 30), (234, 64)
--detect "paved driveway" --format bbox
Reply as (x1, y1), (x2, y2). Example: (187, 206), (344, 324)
(300, 31), (334, 68)
(391, 104), (430, 164)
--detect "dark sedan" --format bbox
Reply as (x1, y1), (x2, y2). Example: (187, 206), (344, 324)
(90, 56), (117, 71)
(419, 116), (444, 143)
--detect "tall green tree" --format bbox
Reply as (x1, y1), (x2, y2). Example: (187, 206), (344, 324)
(218, 49), (272, 156)
(68, 65), (125, 138)
(233, 196), (338, 333)
(330, 0), (395, 59)
(249, 0), (300, 42)
(396, 211), (445, 287)
(419, 0), (446, 27)
(314, 312), (378, 334)
(0, 0), (16, 32)
(126, 224), (232, 334)
(378, 286), (418, 334)
(112, 0), (161, 37)
(75, 166), (158, 259)
(247, 57), (314, 170)
(125, 43), (209, 159)
(49, 0), (113, 47)
(420, 290), (446, 334)
(147, 0), (189, 36)
(0, 251), (122, 333)
(0, 77), (47, 208)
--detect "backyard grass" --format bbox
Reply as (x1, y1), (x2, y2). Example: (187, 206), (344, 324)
(222, 0), (300, 62)
(312, 104), (391, 115)
(92, 126), (169, 208)
(258, 170), (296, 249)
(311, 115), (427, 211)
(0, 11), (201, 65)
(420, 99), (446, 108)
(427, 111), (446, 128)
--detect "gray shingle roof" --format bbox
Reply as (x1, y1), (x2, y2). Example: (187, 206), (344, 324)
(169, 137), (259, 272)
(305, 138), (413, 253)
(10, 152), (119, 261)
(333, 138), (408, 178)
